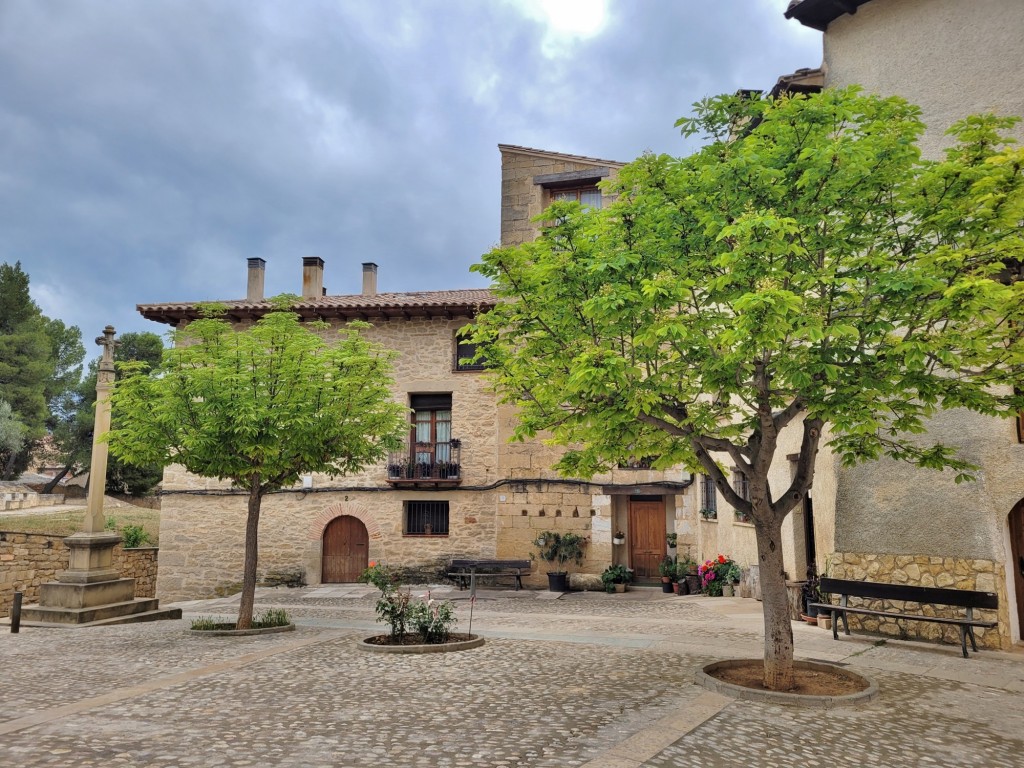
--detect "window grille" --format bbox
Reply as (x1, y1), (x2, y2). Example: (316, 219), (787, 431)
(699, 475), (717, 519)
(455, 331), (486, 371)
(405, 501), (450, 536)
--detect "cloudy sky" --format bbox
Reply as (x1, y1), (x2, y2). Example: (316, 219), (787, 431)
(1, 0), (821, 350)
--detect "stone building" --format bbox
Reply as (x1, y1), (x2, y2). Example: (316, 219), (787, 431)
(762, 0), (1024, 649)
(143, 147), (695, 602)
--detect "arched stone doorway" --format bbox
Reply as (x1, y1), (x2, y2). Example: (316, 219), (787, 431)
(321, 515), (369, 583)
(1009, 500), (1024, 642)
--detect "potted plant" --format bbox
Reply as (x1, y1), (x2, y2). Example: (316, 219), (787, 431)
(802, 572), (822, 619)
(666, 532), (677, 554)
(699, 508), (717, 520)
(601, 564), (633, 593)
(698, 554), (739, 597)
(532, 530), (588, 592)
(612, 530), (626, 545)
(657, 556), (676, 593)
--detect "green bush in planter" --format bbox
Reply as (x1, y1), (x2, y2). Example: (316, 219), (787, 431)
(600, 564), (633, 592)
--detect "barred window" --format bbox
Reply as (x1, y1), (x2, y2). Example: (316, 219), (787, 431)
(734, 469), (751, 501)
(405, 500), (449, 536)
(455, 330), (486, 372)
(699, 475), (717, 519)
(733, 469), (752, 523)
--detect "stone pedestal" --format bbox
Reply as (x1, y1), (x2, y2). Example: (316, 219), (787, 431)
(20, 531), (181, 627)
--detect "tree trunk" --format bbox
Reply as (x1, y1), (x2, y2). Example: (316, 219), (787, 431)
(42, 463), (75, 494)
(236, 483), (263, 630)
(754, 513), (795, 691)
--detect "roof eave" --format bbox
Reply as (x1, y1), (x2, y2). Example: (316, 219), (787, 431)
(784, 0), (874, 31)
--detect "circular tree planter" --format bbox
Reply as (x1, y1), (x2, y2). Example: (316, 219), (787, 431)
(358, 634), (485, 654)
(696, 659), (877, 708)
(187, 623), (296, 637)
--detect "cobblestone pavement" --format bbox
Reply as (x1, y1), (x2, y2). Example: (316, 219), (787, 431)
(2, 586), (1023, 767)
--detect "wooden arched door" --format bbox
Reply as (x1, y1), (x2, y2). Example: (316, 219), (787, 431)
(321, 515), (369, 583)
(1010, 500), (1024, 641)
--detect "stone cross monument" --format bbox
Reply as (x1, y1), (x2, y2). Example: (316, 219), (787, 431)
(83, 325), (117, 534)
(20, 325), (181, 626)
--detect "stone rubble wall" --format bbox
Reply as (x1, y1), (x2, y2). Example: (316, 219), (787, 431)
(0, 531), (158, 618)
(830, 551), (1010, 650)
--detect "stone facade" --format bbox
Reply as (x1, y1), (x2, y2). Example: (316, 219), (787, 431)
(0, 531), (157, 618)
(499, 144), (624, 247)
(830, 552), (1009, 650)
(154, 310), (695, 598)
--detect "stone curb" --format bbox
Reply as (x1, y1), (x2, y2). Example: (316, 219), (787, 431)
(357, 634), (485, 654)
(695, 658), (878, 709)
(186, 623), (296, 637)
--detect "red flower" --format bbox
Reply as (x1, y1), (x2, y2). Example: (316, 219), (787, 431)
(718, 554), (726, 564)
(368, 561), (376, 567)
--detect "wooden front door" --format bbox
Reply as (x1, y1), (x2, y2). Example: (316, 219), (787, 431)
(628, 498), (665, 579)
(321, 515), (369, 583)
(1010, 501), (1024, 640)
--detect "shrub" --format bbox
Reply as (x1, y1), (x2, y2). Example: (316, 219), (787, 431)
(408, 595), (457, 643)
(601, 564), (633, 592)
(120, 524), (152, 548)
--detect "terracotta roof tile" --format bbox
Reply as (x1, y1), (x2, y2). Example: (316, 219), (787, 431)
(138, 288), (498, 325)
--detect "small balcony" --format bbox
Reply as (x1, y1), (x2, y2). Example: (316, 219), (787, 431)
(386, 439), (462, 486)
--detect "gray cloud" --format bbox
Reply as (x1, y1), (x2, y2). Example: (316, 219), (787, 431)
(0, 0), (820, 344)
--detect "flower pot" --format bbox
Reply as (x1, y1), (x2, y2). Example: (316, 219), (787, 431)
(547, 572), (569, 592)
(672, 581), (683, 595)
(612, 537), (625, 545)
(661, 579), (674, 593)
(805, 599), (820, 618)
(613, 583), (626, 593)
(685, 575), (701, 594)
(722, 583), (734, 597)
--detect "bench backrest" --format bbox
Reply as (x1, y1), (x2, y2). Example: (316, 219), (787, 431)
(820, 577), (998, 610)
(449, 559), (531, 570)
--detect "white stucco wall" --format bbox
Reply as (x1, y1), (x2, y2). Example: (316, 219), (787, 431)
(808, 0), (1024, 646)
(823, 0), (1024, 157)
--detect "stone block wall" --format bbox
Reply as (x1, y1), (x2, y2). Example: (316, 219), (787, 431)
(0, 531), (158, 618)
(499, 146), (623, 247)
(830, 551), (1010, 650)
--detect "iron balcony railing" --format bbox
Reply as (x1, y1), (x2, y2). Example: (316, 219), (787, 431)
(386, 438), (462, 484)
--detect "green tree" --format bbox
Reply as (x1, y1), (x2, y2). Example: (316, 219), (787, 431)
(107, 303), (407, 629)
(46, 331), (166, 495)
(0, 262), (84, 478)
(471, 88), (1024, 690)
(0, 400), (26, 457)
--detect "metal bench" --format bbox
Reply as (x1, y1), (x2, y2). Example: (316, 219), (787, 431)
(811, 576), (998, 658)
(447, 559), (531, 591)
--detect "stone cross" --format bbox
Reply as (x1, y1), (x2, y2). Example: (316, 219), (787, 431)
(83, 326), (118, 533)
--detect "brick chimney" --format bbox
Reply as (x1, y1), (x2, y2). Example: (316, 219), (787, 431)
(246, 258), (266, 302)
(302, 257), (324, 300)
(362, 262), (378, 296)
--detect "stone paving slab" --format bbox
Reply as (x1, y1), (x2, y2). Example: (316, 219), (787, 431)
(0, 587), (1021, 767)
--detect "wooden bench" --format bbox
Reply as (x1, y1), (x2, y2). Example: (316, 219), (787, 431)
(447, 559), (531, 591)
(811, 577), (998, 658)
